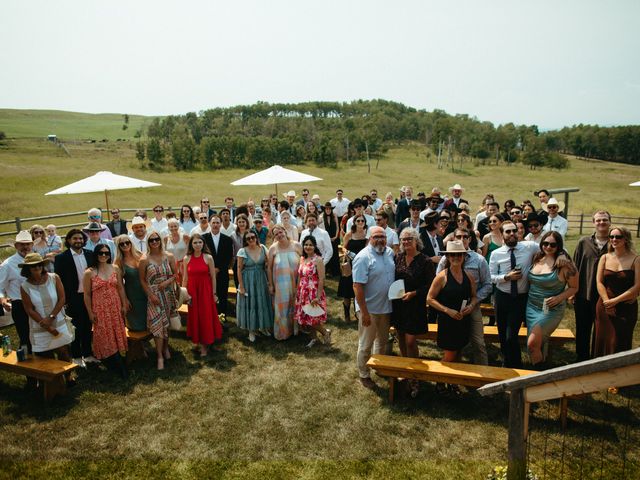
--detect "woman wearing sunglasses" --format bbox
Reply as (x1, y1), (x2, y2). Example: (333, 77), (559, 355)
(114, 235), (147, 332)
(525, 231), (577, 366)
(594, 227), (640, 357)
(237, 230), (273, 342)
(82, 245), (129, 378)
(482, 213), (506, 262)
(139, 232), (178, 370)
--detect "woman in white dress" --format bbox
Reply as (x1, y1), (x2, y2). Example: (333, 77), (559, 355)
(164, 218), (189, 285)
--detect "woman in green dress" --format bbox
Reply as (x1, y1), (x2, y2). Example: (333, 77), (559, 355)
(114, 235), (148, 332)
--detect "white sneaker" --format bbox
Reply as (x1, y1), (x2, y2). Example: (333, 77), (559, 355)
(248, 332), (256, 343)
(323, 329), (332, 345)
(306, 338), (318, 348)
(83, 355), (100, 364)
(72, 357), (86, 368)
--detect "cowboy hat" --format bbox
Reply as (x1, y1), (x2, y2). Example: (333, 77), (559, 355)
(14, 230), (34, 244)
(448, 183), (465, 192)
(322, 201), (335, 210)
(426, 194), (444, 204)
(18, 252), (50, 268)
(524, 211), (547, 229)
(82, 222), (106, 232)
(541, 197), (565, 213)
(283, 190), (296, 198)
(439, 240), (470, 255)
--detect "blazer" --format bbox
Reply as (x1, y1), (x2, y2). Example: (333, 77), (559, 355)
(420, 228), (444, 258)
(201, 232), (234, 274)
(395, 198), (411, 226)
(54, 248), (95, 302)
(106, 219), (128, 238)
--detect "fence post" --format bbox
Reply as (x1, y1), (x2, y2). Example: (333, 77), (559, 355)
(14, 217), (21, 233)
(637, 217), (640, 239)
(507, 388), (527, 480)
(579, 213), (584, 236)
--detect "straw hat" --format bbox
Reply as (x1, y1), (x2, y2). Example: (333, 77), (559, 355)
(18, 252), (50, 268)
(440, 240), (470, 255)
(14, 230), (34, 244)
(283, 190), (296, 198)
(448, 183), (465, 192)
(541, 197), (565, 213)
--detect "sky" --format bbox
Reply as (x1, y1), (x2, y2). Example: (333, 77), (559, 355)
(2, 0), (639, 129)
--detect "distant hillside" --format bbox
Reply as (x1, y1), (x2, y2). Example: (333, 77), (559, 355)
(0, 109), (153, 141)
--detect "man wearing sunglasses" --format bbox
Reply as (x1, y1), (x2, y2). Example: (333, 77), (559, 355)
(436, 228), (492, 365)
(572, 210), (611, 362)
(524, 211), (546, 244)
(541, 198), (568, 237)
(489, 222), (539, 368)
(106, 208), (127, 237)
(87, 208), (112, 240)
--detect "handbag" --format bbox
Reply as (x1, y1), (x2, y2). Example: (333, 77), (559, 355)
(340, 253), (352, 277)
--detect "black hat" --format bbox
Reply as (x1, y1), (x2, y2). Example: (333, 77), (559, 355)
(409, 199), (424, 210)
(524, 211), (546, 229)
(426, 194), (444, 204)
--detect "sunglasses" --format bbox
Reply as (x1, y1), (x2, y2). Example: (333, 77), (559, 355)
(511, 210), (522, 215)
(254, 220), (263, 224)
(182, 209), (191, 213)
(246, 236), (257, 241)
(202, 201), (210, 204)
(375, 218), (384, 222)
(489, 220), (499, 224)
(547, 205), (558, 209)
(89, 215), (101, 219)
(33, 230), (44, 234)
(199, 217), (208, 221)
(96, 251), (110, 257)
(609, 234), (624, 240)
(149, 237), (161, 243)
(541, 241), (557, 248)
(111, 211), (119, 214)
(154, 209), (163, 213)
(355, 219), (366, 223)
(528, 223), (541, 229)
(503, 229), (517, 234)
(454, 234), (470, 239)
(440, 217), (450, 221)
(119, 241), (131, 247)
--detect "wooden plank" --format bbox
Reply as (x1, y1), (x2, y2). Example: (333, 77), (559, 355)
(367, 355), (535, 388)
(126, 328), (152, 365)
(396, 324), (574, 344)
(524, 364), (640, 403)
(0, 351), (77, 381)
(507, 389), (527, 480)
(479, 347), (640, 396)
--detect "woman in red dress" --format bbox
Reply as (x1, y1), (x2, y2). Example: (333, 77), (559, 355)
(182, 233), (221, 357)
(294, 235), (330, 347)
(82, 244), (129, 378)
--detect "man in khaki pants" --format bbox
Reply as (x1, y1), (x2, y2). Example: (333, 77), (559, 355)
(352, 226), (396, 389)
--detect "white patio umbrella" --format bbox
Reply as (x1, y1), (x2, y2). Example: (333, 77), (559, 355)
(230, 165), (322, 196)
(630, 181), (640, 186)
(45, 171), (161, 219)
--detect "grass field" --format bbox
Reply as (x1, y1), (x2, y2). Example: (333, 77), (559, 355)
(0, 112), (639, 479)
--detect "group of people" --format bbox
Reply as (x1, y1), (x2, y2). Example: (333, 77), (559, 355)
(0, 184), (638, 394)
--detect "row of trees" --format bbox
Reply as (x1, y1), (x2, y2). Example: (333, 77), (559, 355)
(134, 100), (636, 171)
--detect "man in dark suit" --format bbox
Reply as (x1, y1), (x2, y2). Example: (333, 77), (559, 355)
(296, 188), (310, 209)
(54, 229), (95, 367)
(202, 215), (234, 317)
(395, 186), (413, 227)
(106, 208), (128, 237)
(420, 212), (444, 324)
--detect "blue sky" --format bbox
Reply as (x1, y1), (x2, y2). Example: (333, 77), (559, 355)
(1, 0), (639, 128)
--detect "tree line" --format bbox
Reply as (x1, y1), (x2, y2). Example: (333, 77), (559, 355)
(133, 100), (639, 171)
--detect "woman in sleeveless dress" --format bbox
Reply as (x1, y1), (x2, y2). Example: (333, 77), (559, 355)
(182, 234), (221, 357)
(294, 235), (330, 347)
(594, 226), (640, 356)
(114, 235), (147, 332)
(319, 202), (340, 276)
(338, 213), (368, 321)
(237, 230), (273, 342)
(164, 218), (189, 287)
(268, 225), (301, 340)
(482, 213), (505, 262)
(525, 231), (578, 366)
(139, 232), (178, 370)
(82, 244), (129, 378)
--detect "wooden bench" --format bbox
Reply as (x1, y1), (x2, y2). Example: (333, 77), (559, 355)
(0, 351), (78, 402)
(366, 354), (536, 402)
(126, 329), (152, 365)
(390, 324), (574, 346)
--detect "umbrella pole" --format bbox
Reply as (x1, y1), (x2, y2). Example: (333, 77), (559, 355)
(104, 190), (111, 221)
(275, 184), (278, 198)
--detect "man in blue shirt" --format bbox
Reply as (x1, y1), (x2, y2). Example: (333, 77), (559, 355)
(352, 226), (396, 389)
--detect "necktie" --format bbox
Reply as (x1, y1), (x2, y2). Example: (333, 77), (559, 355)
(432, 236), (438, 253)
(510, 248), (518, 297)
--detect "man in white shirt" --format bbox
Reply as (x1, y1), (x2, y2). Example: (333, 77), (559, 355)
(369, 189), (383, 211)
(0, 231), (33, 349)
(128, 217), (150, 254)
(420, 194), (445, 220)
(542, 198), (568, 237)
(300, 213), (333, 265)
(150, 204), (168, 236)
(489, 221), (539, 368)
(190, 212), (212, 236)
(219, 208), (236, 236)
(370, 210), (399, 253)
(330, 189), (350, 222)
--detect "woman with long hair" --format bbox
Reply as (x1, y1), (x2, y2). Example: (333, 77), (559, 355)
(114, 234), (147, 332)
(306, 201), (318, 216)
(594, 226), (640, 356)
(337, 213), (368, 321)
(182, 233), (221, 356)
(179, 204), (197, 235)
(164, 218), (190, 286)
(230, 214), (251, 287)
(278, 210), (298, 242)
(294, 235), (331, 347)
(318, 202), (340, 276)
(295, 205), (307, 234)
(525, 231), (578, 366)
(139, 232), (178, 370)
(340, 203), (356, 243)
(83, 244), (129, 378)
(482, 213), (505, 261)
(267, 225), (301, 340)
(237, 230), (273, 342)
(445, 214), (481, 252)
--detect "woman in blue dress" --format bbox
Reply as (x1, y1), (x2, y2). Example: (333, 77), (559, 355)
(526, 231), (578, 366)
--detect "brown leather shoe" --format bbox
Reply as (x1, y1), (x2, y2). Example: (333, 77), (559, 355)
(359, 377), (376, 389)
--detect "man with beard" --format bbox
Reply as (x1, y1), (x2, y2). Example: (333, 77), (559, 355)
(202, 215), (234, 317)
(54, 229), (96, 367)
(352, 226), (395, 389)
(489, 221), (538, 368)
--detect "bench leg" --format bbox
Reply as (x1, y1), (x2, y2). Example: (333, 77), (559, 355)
(42, 376), (66, 402)
(389, 378), (396, 403)
(559, 397), (568, 430)
(126, 339), (146, 365)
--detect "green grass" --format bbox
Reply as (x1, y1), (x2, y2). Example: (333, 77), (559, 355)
(0, 109), (152, 141)
(0, 129), (639, 479)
